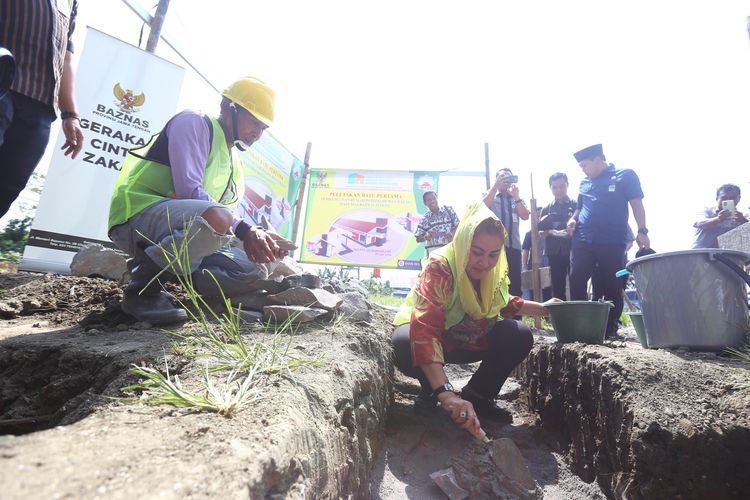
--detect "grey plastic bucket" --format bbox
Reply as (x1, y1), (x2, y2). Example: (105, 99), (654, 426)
(626, 249), (750, 350)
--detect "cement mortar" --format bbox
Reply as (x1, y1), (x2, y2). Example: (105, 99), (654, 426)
(514, 341), (750, 499)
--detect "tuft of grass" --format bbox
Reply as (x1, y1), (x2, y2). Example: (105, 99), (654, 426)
(369, 293), (403, 307)
(125, 214), (326, 414)
(123, 357), (259, 416)
(724, 344), (750, 390)
(726, 346), (750, 362)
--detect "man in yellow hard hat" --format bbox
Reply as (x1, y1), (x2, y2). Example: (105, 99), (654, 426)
(108, 77), (293, 324)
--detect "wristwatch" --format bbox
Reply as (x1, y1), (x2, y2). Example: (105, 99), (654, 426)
(637, 227), (649, 235)
(432, 382), (456, 398)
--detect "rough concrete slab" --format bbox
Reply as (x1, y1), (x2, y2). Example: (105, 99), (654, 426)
(514, 342), (750, 499)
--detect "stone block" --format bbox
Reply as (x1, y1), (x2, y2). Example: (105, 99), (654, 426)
(718, 222), (750, 254)
(268, 257), (304, 279)
(338, 292), (372, 322)
(267, 287), (342, 311)
(263, 305), (328, 323)
(70, 244), (128, 283)
(282, 273), (322, 290)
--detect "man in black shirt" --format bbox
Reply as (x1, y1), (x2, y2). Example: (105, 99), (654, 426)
(539, 172), (576, 300)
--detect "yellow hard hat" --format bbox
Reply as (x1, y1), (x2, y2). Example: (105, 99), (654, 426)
(222, 76), (275, 126)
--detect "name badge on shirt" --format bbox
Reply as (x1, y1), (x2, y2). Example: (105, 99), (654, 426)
(608, 184), (616, 192)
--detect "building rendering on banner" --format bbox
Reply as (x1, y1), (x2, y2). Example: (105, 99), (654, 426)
(242, 185), (273, 224)
(307, 216), (389, 258)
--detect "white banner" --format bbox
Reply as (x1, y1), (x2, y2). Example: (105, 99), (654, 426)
(20, 28), (185, 274)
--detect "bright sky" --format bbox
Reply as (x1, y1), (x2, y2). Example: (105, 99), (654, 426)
(6, 1), (750, 275)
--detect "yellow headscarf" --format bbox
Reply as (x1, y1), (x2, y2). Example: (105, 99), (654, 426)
(435, 202), (510, 320)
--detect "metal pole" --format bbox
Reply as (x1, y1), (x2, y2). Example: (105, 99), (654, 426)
(291, 142), (313, 245)
(484, 142), (491, 190)
(146, 0), (170, 53)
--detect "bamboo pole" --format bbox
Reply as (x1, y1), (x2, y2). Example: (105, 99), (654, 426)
(146, 0), (170, 53)
(529, 174), (541, 328)
(484, 143), (491, 190)
(291, 142), (313, 248)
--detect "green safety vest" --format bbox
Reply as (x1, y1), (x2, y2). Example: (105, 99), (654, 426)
(108, 116), (243, 230)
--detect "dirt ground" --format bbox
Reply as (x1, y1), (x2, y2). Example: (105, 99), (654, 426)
(373, 365), (606, 499)
(0, 271), (716, 499)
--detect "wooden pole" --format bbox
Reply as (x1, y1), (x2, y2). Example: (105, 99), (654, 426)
(146, 0), (170, 53)
(529, 173), (541, 328)
(291, 142), (313, 247)
(484, 143), (491, 190)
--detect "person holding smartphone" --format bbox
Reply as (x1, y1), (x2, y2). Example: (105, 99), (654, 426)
(483, 168), (530, 301)
(692, 183), (748, 248)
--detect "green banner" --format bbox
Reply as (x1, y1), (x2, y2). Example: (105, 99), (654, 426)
(300, 169), (439, 269)
(235, 133), (305, 239)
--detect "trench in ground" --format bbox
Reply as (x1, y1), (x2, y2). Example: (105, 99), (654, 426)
(0, 345), (130, 435)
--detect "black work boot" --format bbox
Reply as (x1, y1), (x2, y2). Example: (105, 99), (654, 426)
(121, 261), (188, 325)
(460, 385), (513, 423)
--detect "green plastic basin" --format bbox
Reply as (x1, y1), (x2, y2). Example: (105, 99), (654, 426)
(625, 311), (649, 348)
(546, 301), (613, 345)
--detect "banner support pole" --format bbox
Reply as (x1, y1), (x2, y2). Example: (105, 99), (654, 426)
(529, 174), (542, 329)
(484, 142), (491, 190)
(291, 142), (312, 247)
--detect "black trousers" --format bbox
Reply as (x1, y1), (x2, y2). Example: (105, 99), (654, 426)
(547, 251), (570, 300)
(391, 319), (533, 400)
(569, 241), (626, 335)
(506, 247), (523, 298)
(0, 91), (53, 218)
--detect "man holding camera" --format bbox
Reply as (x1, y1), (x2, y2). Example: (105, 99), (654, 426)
(692, 183), (747, 248)
(566, 144), (649, 339)
(484, 168), (529, 299)
(0, 0), (84, 218)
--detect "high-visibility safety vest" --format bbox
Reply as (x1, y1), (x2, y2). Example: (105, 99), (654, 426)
(108, 116), (243, 230)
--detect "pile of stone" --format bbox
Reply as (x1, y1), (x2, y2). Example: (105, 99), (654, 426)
(70, 244), (373, 325)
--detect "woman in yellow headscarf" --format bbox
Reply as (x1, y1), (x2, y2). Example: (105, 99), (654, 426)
(393, 202), (557, 436)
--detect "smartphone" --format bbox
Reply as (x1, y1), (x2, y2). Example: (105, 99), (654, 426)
(507, 175), (519, 184)
(722, 200), (736, 213)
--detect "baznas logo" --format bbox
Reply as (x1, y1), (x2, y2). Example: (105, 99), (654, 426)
(113, 83), (145, 113)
